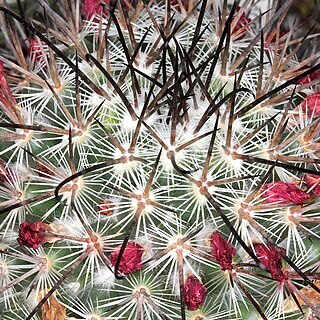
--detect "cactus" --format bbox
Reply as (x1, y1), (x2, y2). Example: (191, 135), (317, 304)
(0, 0), (320, 319)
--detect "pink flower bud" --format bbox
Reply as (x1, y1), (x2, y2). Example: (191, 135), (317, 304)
(184, 275), (207, 311)
(17, 221), (52, 249)
(297, 92), (320, 118)
(97, 200), (114, 216)
(211, 231), (236, 270)
(254, 243), (287, 282)
(82, 0), (110, 20)
(110, 242), (144, 275)
(232, 7), (251, 39)
(295, 68), (320, 86)
(26, 37), (48, 61)
(0, 61), (17, 112)
(264, 30), (287, 50)
(262, 181), (310, 204)
(304, 174), (320, 195)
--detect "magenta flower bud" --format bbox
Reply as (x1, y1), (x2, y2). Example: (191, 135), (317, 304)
(232, 6), (251, 39)
(184, 275), (207, 311)
(211, 231), (236, 270)
(296, 69), (320, 86)
(82, 0), (109, 20)
(262, 181), (310, 204)
(110, 242), (144, 275)
(18, 221), (52, 249)
(0, 61), (17, 112)
(254, 243), (287, 282)
(304, 174), (320, 195)
(298, 92), (320, 118)
(26, 37), (48, 61)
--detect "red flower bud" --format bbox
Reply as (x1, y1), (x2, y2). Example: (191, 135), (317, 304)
(262, 181), (310, 204)
(17, 221), (51, 249)
(297, 92), (320, 118)
(232, 7), (251, 39)
(295, 68), (320, 86)
(254, 243), (287, 282)
(264, 30), (287, 50)
(211, 231), (236, 270)
(110, 242), (144, 275)
(184, 275), (207, 311)
(82, 0), (109, 20)
(304, 174), (320, 195)
(0, 61), (17, 113)
(97, 200), (114, 216)
(26, 37), (48, 61)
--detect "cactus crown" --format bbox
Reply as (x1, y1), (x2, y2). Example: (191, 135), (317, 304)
(0, 0), (320, 319)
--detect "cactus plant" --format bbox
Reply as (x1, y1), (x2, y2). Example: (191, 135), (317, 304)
(0, 0), (320, 319)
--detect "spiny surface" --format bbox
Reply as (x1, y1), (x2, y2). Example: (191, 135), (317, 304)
(0, 0), (320, 319)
